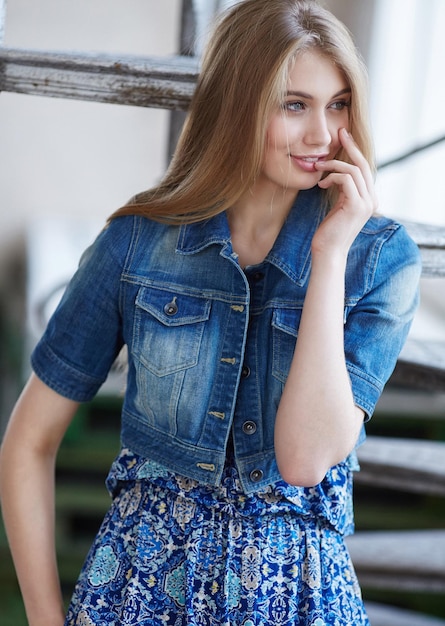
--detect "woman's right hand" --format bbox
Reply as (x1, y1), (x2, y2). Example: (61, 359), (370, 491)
(313, 127), (377, 260)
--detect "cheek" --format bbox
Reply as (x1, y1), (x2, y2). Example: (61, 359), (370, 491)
(338, 110), (350, 133)
(329, 117), (349, 155)
(266, 116), (293, 152)
(331, 109), (350, 131)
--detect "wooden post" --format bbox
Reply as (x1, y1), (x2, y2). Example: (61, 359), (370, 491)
(167, 0), (196, 165)
(167, 0), (241, 164)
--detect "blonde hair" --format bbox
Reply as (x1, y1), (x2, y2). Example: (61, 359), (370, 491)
(110, 0), (374, 224)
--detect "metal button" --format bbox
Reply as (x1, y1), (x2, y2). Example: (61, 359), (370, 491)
(241, 365), (250, 378)
(250, 468), (263, 483)
(164, 297), (178, 316)
(242, 420), (257, 435)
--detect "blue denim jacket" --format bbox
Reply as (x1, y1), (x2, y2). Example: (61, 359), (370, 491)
(32, 187), (421, 494)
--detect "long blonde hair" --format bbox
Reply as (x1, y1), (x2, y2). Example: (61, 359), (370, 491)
(110, 0), (374, 225)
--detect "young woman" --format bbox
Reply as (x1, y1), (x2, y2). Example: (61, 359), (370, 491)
(0, 1), (421, 624)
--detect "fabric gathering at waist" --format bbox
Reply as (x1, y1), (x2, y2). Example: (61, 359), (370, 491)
(105, 447), (355, 536)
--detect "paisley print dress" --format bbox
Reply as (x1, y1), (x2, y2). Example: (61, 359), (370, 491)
(64, 447), (369, 626)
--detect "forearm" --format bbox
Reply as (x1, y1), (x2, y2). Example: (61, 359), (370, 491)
(0, 447), (65, 626)
(0, 374), (79, 626)
(274, 127), (376, 486)
(274, 252), (363, 486)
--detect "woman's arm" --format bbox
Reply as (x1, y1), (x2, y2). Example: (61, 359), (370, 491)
(274, 128), (375, 487)
(0, 374), (80, 626)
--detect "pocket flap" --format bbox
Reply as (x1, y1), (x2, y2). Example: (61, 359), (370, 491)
(136, 287), (211, 327)
(272, 308), (301, 337)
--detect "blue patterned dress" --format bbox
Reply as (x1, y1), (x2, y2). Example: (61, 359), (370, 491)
(64, 446), (369, 625)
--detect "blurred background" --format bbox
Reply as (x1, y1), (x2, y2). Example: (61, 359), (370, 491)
(0, 1), (444, 624)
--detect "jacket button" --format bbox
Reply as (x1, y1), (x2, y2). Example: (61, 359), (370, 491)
(242, 420), (257, 435)
(250, 468), (263, 483)
(252, 271), (264, 281)
(164, 298), (178, 316)
(241, 365), (250, 378)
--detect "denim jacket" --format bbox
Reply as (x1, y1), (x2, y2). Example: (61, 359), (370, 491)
(32, 187), (421, 494)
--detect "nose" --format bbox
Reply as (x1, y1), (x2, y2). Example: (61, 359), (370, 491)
(304, 111), (332, 147)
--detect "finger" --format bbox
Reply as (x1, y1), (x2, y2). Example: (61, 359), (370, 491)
(318, 172), (373, 218)
(317, 162), (369, 201)
(317, 171), (359, 199)
(338, 128), (375, 192)
(315, 129), (373, 196)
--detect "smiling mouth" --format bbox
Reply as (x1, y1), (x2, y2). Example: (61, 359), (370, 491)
(296, 155), (327, 162)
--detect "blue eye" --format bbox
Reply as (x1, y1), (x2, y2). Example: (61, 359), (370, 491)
(284, 101), (306, 112)
(330, 100), (351, 111)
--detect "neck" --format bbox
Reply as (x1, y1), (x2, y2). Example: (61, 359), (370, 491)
(227, 185), (297, 268)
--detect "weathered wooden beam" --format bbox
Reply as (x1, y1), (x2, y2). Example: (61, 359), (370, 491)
(387, 220), (445, 388)
(402, 220), (445, 278)
(356, 435), (445, 496)
(416, 247), (445, 277)
(346, 530), (445, 593)
(390, 338), (445, 391)
(0, 47), (199, 110)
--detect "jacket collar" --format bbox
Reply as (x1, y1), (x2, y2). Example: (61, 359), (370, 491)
(176, 187), (325, 286)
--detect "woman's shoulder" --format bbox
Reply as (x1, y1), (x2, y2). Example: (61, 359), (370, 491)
(101, 213), (168, 240)
(361, 212), (407, 236)
(345, 213), (422, 296)
(90, 214), (172, 260)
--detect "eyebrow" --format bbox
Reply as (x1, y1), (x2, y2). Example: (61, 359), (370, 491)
(285, 87), (352, 99)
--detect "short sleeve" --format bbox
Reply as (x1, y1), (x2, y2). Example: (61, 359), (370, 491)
(31, 216), (136, 402)
(344, 223), (422, 418)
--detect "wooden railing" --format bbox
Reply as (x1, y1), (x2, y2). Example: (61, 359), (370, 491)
(0, 48), (198, 110)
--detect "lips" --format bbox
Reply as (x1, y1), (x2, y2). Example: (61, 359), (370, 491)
(291, 154), (327, 173)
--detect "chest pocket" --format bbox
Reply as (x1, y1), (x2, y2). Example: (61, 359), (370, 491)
(271, 308), (302, 383)
(133, 286), (211, 377)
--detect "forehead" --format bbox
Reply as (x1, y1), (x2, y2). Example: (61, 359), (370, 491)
(287, 50), (349, 95)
